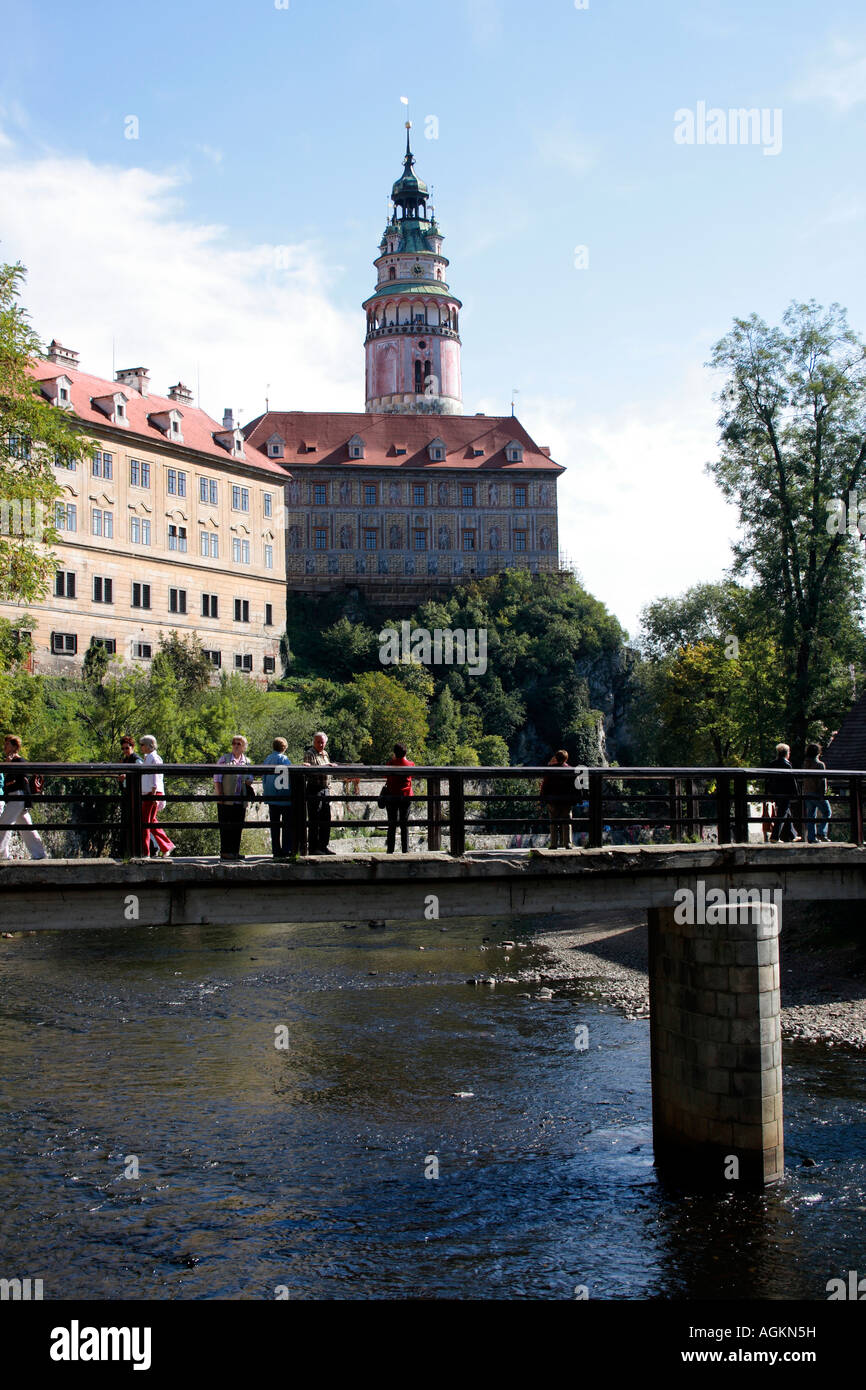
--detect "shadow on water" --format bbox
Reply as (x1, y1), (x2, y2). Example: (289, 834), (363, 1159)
(0, 916), (862, 1299)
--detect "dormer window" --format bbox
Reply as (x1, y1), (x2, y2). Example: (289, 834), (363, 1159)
(212, 427), (244, 457)
(43, 375), (74, 409)
(302, 441), (317, 454)
(505, 440), (524, 463)
(149, 407), (184, 442)
(266, 434), (285, 460)
(347, 434), (365, 460)
(91, 390), (129, 425)
(427, 437), (446, 463)
(470, 448), (484, 458)
(394, 444), (407, 456)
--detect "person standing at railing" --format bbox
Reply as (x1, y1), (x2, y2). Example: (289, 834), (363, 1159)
(540, 749), (573, 849)
(0, 734), (48, 860)
(139, 735), (175, 859)
(214, 736), (254, 860)
(304, 732), (335, 854)
(383, 742), (415, 854)
(262, 737), (292, 858)
(802, 742), (832, 843)
(767, 743), (801, 842)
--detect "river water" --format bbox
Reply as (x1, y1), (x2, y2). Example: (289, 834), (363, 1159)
(0, 916), (863, 1301)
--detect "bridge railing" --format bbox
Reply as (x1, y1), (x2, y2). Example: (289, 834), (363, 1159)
(0, 764), (862, 858)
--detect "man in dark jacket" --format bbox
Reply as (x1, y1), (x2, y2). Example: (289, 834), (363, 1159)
(767, 743), (800, 842)
(540, 749), (573, 849)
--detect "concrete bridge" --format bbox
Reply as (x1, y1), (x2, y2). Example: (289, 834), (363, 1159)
(2, 762), (864, 1191)
(3, 841), (864, 1192)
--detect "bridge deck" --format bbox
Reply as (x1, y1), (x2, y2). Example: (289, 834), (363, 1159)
(1, 843), (864, 930)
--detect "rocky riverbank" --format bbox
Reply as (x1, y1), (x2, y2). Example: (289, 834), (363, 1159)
(513, 908), (866, 1049)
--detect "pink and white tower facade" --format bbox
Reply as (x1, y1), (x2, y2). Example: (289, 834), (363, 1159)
(363, 124), (463, 415)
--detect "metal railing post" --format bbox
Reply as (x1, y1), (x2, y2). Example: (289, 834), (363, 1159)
(588, 769), (604, 849)
(427, 775), (442, 851)
(850, 776), (863, 846)
(448, 773), (465, 858)
(733, 771), (749, 843)
(289, 770), (307, 856)
(716, 774), (732, 845)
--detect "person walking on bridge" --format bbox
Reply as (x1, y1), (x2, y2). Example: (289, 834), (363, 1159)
(0, 734), (47, 860)
(767, 743), (801, 843)
(262, 737), (293, 858)
(803, 742), (831, 843)
(383, 741), (415, 854)
(304, 731), (335, 854)
(214, 736), (254, 860)
(140, 735), (175, 858)
(540, 749), (573, 849)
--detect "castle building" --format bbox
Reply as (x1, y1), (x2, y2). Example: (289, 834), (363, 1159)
(2, 344), (286, 679)
(243, 124), (564, 608)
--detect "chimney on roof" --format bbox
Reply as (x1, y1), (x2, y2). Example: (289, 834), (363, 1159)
(168, 381), (194, 405)
(46, 340), (80, 371)
(222, 408), (234, 430)
(115, 366), (150, 397)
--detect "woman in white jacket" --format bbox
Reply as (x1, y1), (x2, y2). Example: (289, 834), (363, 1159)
(139, 735), (175, 858)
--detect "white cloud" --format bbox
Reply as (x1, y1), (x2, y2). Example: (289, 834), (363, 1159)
(794, 35), (866, 112)
(486, 371), (740, 640)
(0, 145), (361, 421)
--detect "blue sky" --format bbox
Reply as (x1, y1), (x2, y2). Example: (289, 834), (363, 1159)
(1, 0), (864, 634)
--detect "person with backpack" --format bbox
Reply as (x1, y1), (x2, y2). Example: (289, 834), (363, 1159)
(0, 733), (48, 860)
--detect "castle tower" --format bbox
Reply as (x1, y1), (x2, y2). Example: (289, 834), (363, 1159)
(363, 124), (463, 415)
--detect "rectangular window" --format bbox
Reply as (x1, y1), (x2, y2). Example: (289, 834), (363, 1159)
(263, 655), (276, 674)
(313, 484), (327, 505)
(234, 599), (250, 623)
(364, 484), (377, 506)
(314, 529), (327, 550)
(130, 458), (151, 488)
(462, 530), (476, 551)
(264, 543), (273, 569)
(54, 452), (76, 470)
(209, 534), (218, 558)
(513, 485), (526, 507)
(134, 642), (152, 660)
(8, 434), (31, 461)
(91, 637), (116, 655)
(200, 530), (219, 557)
(55, 501), (77, 532)
(203, 649), (221, 668)
(93, 577), (113, 604)
(234, 653), (253, 671)
(413, 485), (425, 505)
(169, 588), (187, 615)
(200, 477), (218, 505)
(414, 530), (427, 551)
(265, 603), (273, 626)
(92, 508), (113, 538)
(462, 486), (475, 507)
(202, 594), (219, 619)
(232, 485), (250, 511)
(54, 570), (76, 598)
(130, 516), (151, 546)
(364, 530), (377, 550)
(167, 468), (187, 497)
(232, 537), (251, 564)
(132, 582), (152, 610)
(51, 631), (77, 655)
(168, 524), (187, 552)
(92, 450), (113, 479)
(514, 531), (527, 552)
(264, 493), (273, 517)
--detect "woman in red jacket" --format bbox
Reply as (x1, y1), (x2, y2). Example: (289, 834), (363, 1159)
(383, 741), (414, 854)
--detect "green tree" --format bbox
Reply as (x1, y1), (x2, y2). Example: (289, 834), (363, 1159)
(351, 670), (428, 763)
(0, 262), (90, 600)
(708, 300), (866, 755)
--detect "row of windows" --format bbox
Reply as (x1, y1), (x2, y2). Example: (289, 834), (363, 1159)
(53, 504), (273, 568)
(310, 483), (529, 507)
(50, 633), (275, 673)
(53, 451), (274, 515)
(53, 572), (273, 624)
(310, 528), (528, 553)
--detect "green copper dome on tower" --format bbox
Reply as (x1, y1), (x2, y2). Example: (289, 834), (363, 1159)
(391, 123), (429, 208)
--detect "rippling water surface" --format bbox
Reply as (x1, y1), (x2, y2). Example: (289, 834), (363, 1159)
(0, 918), (863, 1300)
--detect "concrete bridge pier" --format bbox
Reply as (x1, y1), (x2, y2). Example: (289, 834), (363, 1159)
(647, 902), (783, 1188)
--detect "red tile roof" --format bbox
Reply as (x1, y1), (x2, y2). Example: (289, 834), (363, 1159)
(242, 411), (563, 472)
(29, 361), (288, 476)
